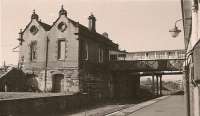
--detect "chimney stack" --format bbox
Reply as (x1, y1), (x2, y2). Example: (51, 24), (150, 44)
(88, 13), (96, 32)
(102, 32), (108, 38)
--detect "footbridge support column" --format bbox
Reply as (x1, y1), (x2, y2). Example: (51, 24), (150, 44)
(152, 75), (155, 95)
(159, 75), (162, 96)
(156, 75), (159, 96)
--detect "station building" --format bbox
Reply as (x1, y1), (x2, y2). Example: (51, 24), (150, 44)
(17, 6), (140, 100)
(18, 6), (118, 94)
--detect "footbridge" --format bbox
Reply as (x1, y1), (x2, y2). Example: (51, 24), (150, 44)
(109, 49), (185, 73)
(108, 49), (185, 97)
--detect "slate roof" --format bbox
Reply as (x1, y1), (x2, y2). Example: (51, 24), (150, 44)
(38, 21), (51, 31)
(68, 18), (118, 48)
(0, 68), (13, 79)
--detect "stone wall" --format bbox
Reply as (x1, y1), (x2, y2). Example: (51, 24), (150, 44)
(78, 61), (141, 101)
(112, 72), (140, 100)
(0, 94), (89, 116)
(79, 63), (114, 100)
(22, 68), (79, 93)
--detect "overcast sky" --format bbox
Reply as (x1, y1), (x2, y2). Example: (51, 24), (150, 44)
(0, 0), (184, 65)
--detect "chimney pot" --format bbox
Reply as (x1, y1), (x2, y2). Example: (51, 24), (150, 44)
(88, 13), (96, 32)
(102, 32), (108, 38)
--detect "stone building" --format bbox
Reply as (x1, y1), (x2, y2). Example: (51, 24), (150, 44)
(18, 6), (119, 99)
(181, 0), (200, 116)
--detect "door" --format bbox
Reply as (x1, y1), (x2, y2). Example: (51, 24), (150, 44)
(52, 74), (64, 92)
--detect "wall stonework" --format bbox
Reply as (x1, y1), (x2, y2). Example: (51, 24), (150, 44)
(20, 19), (48, 64)
(20, 14), (80, 93)
(47, 15), (79, 68)
(23, 68), (80, 93)
(79, 67), (114, 100)
(112, 72), (140, 100)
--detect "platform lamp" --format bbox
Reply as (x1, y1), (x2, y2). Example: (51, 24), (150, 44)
(169, 18), (191, 38)
(169, 19), (182, 38)
(169, 17), (192, 116)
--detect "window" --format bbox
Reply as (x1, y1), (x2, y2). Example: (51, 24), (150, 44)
(57, 22), (67, 32)
(58, 40), (66, 60)
(145, 53), (149, 57)
(30, 25), (38, 35)
(30, 41), (37, 61)
(110, 55), (117, 61)
(98, 48), (104, 63)
(82, 40), (88, 60)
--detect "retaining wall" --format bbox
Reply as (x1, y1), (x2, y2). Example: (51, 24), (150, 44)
(0, 94), (89, 116)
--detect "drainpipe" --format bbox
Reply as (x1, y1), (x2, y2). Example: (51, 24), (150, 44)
(184, 61), (190, 116)
(44, 37), (49, 92)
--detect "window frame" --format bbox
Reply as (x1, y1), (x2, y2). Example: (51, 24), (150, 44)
(30, 41), (37, 61)
(98, 47), (104, 63)
(57, 39), (66, 60)
(82, 40), (89, 60)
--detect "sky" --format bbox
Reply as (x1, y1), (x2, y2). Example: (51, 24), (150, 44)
(0, 0), (185, 65)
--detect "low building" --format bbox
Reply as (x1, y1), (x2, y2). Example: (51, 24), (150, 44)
(0, 68), (27, 92)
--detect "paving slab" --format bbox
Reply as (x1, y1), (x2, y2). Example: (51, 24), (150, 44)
(128, 95), (186, 116)
(106, 96), (168, 116)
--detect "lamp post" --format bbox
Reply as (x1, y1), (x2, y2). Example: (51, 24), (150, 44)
(169, 18), (192, 116)
(169, 18), (191, 38)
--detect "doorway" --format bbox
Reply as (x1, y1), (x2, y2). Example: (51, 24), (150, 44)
(52, 74), (64, 92)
